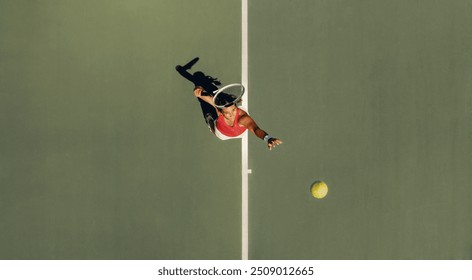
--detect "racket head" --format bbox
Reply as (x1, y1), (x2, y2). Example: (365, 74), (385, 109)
(213, 83), (245, 109)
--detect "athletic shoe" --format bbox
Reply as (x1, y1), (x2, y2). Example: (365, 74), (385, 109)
(205, 113), (215, 133)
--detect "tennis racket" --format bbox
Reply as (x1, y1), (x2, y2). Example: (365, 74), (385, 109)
(212, 83), (245, 109)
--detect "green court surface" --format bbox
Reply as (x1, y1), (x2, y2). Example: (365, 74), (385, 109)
(1, 0), (472, 260)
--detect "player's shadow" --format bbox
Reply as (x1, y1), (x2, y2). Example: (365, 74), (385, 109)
(175, 57), (220, 121)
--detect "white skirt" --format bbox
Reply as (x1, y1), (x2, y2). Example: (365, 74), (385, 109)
(215, 126), (247, 140)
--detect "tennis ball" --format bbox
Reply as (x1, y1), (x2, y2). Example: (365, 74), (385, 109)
(311, 181), (328, 199)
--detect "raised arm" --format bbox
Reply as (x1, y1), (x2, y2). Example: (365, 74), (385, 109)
(193, 86), (219, 111)
(239, 113), (283, 150)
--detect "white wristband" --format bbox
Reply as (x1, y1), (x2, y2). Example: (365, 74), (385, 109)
(263, 134), (272, 143)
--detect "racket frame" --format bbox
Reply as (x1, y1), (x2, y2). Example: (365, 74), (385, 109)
(212, 83), (245, 109)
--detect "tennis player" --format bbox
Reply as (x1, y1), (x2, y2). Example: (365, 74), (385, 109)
(193, 86), (283, 150)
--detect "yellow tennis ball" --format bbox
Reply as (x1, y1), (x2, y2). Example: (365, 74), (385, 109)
(311, 181), (328, 199)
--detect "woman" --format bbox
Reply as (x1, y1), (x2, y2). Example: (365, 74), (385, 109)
(193, 86), (283, 150)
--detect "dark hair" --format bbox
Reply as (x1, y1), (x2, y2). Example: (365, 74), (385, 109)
(214, 92), (239, 109)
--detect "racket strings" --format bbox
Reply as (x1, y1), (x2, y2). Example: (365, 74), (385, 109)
(214, 84), (245, 108)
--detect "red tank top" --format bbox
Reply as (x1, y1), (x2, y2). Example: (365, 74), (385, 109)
(216, 108), (247, 137)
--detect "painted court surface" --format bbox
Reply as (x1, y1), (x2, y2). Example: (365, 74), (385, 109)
(1, 0), (471, 259)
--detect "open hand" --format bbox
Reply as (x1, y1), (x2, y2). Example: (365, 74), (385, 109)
(268, 138), (283, 150)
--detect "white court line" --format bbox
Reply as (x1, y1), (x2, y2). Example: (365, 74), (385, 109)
(241, 0), (249, 261)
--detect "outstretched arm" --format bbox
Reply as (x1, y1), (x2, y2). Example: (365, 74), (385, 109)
(239, 114), (283, 150)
